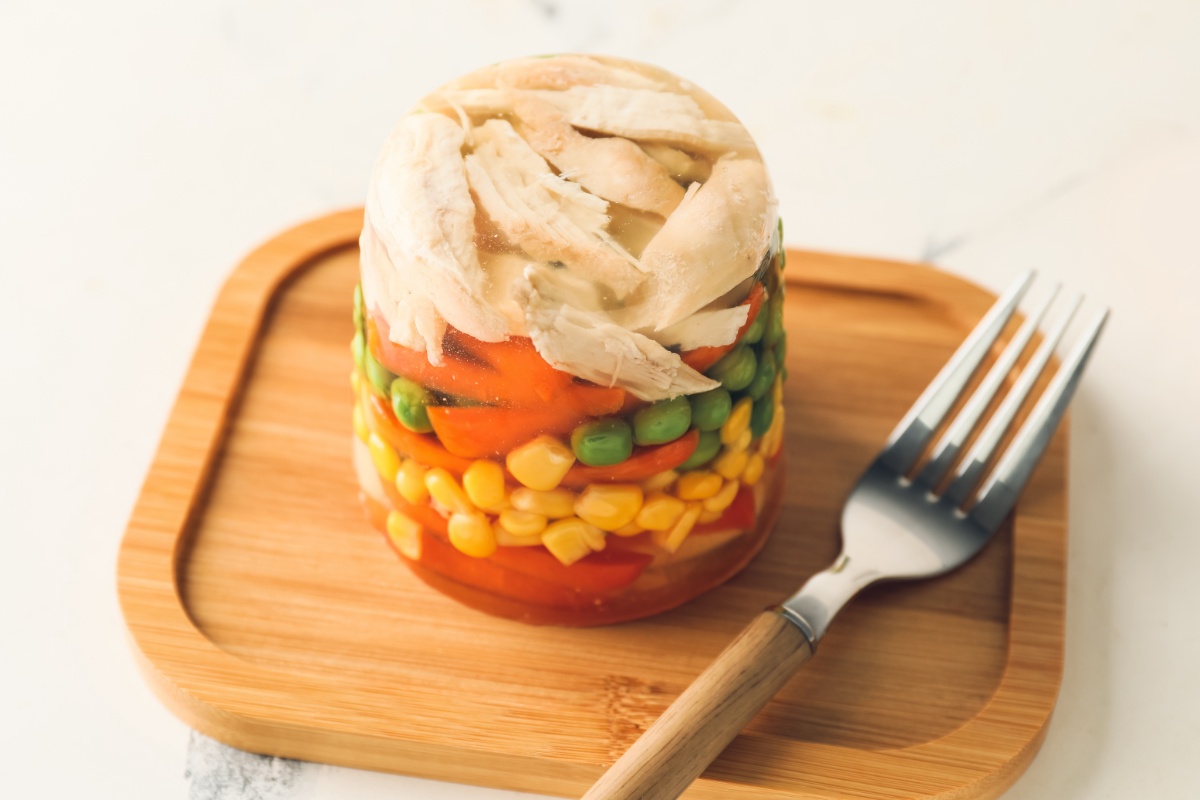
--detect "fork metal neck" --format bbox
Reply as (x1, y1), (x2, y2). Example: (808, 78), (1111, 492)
(775, 555), (878, 646)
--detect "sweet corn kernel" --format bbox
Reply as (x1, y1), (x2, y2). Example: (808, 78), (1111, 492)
(676, 470), (723, 501)
(574, 484), (644, 532)
(541, 517), (606, 566)
(424, 468), (474, 514)
(653, 502), (702, 553)
(721, 397), (754, 445)
(698, 508), (723, 524)
(385, 510), (423, 560)
(742, 453), (766, 485)
(395, 459), (429, 504)
(350, 369), (362, 395)
(712, 447), (749, 480)
(463, 459), (507, 510)
(767, 406), (786, 458)
(612, 521), (645, 537)
(640, 469), (679, 493)
(448, 512), (497, 558)
(367, 432), (401, 484)
(506, 435), (576, 491)
(702, 478), (740, 514)
(635, 492), (687, 531)
(498, 508), (548, 537)
(757, 403), (785, 458)
(352, 403), (370, 444)
(493, 520), (543, 547)
(734, 428), (753, 452)
(511, 487), (576, 519)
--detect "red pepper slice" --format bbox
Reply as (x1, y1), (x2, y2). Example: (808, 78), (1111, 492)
(408, 531), (591, 610)
(488, 546), (652, 593)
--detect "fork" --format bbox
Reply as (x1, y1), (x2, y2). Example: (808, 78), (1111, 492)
(583, 272), (1108, 800)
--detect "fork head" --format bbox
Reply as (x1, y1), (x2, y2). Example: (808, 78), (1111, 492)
(781, 271), (1106, 644)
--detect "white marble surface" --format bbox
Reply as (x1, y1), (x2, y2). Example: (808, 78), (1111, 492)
(3, 1), (1198, 797)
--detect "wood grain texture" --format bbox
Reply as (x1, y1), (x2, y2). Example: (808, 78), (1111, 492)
(116, 210), (1068, 799)
(583, 611), (814, 800)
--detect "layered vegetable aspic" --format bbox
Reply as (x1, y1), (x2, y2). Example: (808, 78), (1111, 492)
(351, 55), (786, 625)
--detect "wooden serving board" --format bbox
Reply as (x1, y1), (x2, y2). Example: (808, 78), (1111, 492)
(117, 209), (1066, 799)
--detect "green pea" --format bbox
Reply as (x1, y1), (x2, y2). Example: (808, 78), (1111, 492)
(774, 333), (787, 370)
(353, 284), (364, 331)
(742, 301), (766, 345)
(707, 345), (757, 392)
(571, 418), (633, 466)
(690, 388), (732, 432)
(763, 290), (785, 347)
(746, 351), (777, 400)
(678, 430), (722, 471)
(750, 394), (775, 439)
(633, 396), (692, 446)
(351, 330), (366, 370)
(364, 349), (395, 397)
(389, 377), (433, 433)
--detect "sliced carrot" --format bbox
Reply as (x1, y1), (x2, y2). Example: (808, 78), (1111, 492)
(680, 282), (767, 373)
(370, 319), (508, 405)
(426, 405), (584, 459)
(559, 429), (699, 488)
(374, 316), (628, 414)
(363, 390), (475, 474)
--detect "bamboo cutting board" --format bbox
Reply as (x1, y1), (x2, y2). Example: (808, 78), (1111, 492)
(117, 209), (1066, 799)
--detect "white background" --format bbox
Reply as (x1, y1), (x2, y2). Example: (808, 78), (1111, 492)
(3, 1), (1199, 797)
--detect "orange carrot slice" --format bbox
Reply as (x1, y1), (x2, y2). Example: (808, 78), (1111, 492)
(559, 429), (699, 488)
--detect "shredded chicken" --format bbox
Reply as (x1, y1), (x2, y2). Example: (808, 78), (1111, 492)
(510, 93), (684, 218)
(366, 112), (508, 362)
(649, 304), (751, 351)
(361, 56), (777, 397)
(443, 86), (753, 156)
(639, 142), (712, 183)
(515, 267), (720, 401)
(493, 54), (665, 91)
(465, 119), (646, 298)
(623, 157), (774, 331)
(526, 86), (756, 156)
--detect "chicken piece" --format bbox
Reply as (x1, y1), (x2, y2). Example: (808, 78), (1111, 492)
(366, 112), (508, 362)
(510, 93), (684, 218)
(479, 251), (535, 335)
(465, 119), (646, 298)
(441, 86), (754, 156)
(527, 86), (756, 156)
(493, 54), (665, 91)
(623, 157), (774, 331)
(515, 267), (720, 401)
(647, 303), (751, 351)
(360, 208), (448, 360)
(639, 142), (712, 184)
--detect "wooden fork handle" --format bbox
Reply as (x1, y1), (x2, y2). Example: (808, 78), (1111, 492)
(583, 610), (814, 800)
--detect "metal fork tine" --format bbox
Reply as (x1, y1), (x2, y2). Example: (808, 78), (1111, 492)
(879, 270), (1034, 473)
(914, 284), (1059, 490)
(969, 309), (1108, 529)
(943, 293), (1083, 506)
